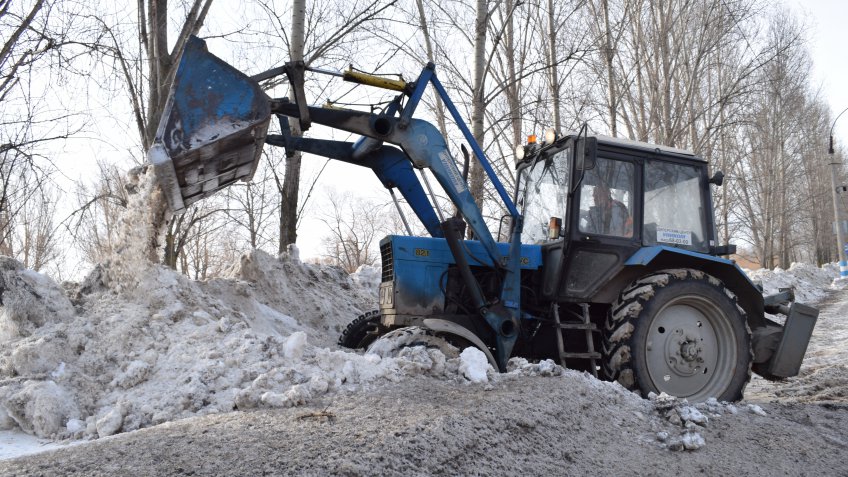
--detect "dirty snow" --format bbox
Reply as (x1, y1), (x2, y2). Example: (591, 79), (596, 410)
(0, 167), (847, 467)
(0, 170), (500, 446)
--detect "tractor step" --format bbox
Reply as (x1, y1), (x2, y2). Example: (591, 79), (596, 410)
(552, 303), (599, 377)
(557, 322), (597, 331)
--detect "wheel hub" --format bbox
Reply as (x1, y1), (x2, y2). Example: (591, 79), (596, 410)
(681, 341), (700, 362)
(664, 328), (705, 376)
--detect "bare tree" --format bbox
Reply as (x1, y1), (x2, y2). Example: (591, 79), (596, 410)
(67, 161), (130, 266)
(6, 172), (58, 271)
(733, 10), (810, 268)
(222, 159), (277, 251)
(318, 190), (389, 272)
(0, 0), (85, 268)
(250, 0), (398, 254)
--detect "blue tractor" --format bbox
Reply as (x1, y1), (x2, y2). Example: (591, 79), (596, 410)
(150, 37), (818, 401)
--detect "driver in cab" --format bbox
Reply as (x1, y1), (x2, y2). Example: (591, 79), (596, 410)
(585, 183), (631, 237)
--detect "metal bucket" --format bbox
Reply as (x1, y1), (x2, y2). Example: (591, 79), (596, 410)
(148, 36), (270, 214)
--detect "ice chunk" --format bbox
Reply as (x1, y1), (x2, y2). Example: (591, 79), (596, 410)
(66, 419), (85, 434)
(284, 332), (308, 360)
(96, 406), (124, 437)
(459, 347), (490, 383)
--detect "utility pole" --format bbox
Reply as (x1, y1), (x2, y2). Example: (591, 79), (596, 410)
(828, 106), (848, 277)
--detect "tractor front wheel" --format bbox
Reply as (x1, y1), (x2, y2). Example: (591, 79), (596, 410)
(338, 310), (385, 349)
(602, 269), (752, 402)
(365, 326), (461, 359)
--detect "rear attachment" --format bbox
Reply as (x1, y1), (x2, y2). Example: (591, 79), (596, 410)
(148, 36), (271, 214)
(753, 289), (819, 379)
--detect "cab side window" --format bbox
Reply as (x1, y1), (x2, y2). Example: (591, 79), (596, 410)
(578, 158), (634, 238)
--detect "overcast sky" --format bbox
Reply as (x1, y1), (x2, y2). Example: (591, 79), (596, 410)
(789, 0), (848, 149)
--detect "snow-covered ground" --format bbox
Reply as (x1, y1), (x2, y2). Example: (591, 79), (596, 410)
(1, 169), (847, 468)
(0, 430), (64, 460)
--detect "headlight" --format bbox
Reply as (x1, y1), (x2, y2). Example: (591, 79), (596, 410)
(515, 144), (525, 161)
(544, 128), (557, 144)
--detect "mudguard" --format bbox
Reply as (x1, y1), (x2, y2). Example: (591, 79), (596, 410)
(422, 318), (498, 369)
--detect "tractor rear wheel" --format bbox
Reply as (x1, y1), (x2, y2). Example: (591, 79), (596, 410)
(602, 269), (752, 402)
(338, 310), (385, 349)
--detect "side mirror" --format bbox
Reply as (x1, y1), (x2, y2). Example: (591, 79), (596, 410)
(709, 170), (724, 186)
(576, 136), (597, 171)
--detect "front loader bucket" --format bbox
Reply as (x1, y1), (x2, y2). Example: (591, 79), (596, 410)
(148, 36), (270, 214)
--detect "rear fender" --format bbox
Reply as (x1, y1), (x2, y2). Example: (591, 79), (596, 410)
(611, 246), (765, 326)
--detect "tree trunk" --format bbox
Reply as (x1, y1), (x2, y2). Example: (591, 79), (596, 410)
(546, 0), (561, 132)
(504, 0), (521, 147)
(600, 0), (616, 137)
(279, 0), (306, 253)
(468, 0), (488, 210)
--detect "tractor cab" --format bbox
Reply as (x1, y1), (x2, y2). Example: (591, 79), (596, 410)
(515, 131), (716, 303)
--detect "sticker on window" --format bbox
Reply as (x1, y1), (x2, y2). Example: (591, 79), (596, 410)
(657, 227), (692, 246)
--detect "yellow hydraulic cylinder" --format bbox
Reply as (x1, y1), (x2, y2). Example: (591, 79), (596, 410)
(342, 69), (407, 92)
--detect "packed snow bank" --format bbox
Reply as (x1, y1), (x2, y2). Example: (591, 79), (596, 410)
(1, 240), (467, 440)
(745, 262), (846, 304)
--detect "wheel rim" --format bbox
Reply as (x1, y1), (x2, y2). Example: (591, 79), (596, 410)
(643, 295), (737, 400)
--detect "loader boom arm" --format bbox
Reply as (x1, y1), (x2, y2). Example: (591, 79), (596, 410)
(148, 36), (525, 369)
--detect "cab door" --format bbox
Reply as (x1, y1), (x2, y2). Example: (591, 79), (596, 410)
(558, 152), (642, 301)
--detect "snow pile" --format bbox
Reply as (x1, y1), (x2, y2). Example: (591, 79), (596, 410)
(745, 262), (842, 304)
(651, 392), (708, 451)
(506, 357), (565, 377)
(211, 248), (375, 348)
(0, 251), (500, 440)
(351, 264), (381, 296)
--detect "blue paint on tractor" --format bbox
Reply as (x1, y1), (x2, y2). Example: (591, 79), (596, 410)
(386, 235), (542, 269)
(381, 235), (541, 319)
(626, 245), (734, 266)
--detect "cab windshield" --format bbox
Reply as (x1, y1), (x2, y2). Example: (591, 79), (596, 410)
(517, 147), (570, 243)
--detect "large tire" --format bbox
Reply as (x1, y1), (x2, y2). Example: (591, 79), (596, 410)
(602, 269), (752, 402)
(338, 310), (385, 349)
